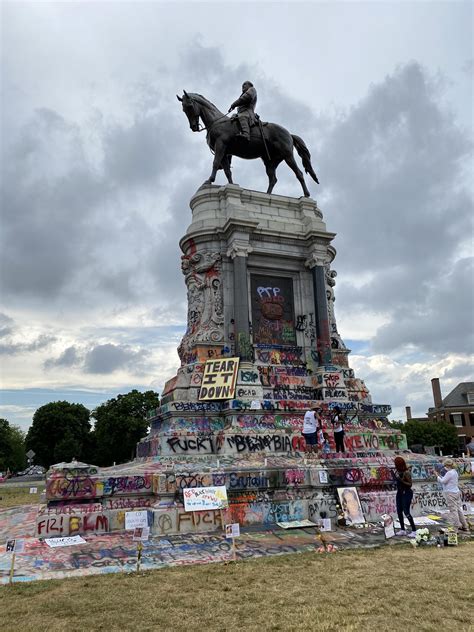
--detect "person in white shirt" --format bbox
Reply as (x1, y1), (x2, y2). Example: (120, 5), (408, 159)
(437, 459), (469, 531)
(302, 407), (320, 454)
(331, 406), (345, 453)
(466, 438), (474, 457)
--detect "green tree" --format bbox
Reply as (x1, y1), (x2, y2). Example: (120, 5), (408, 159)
(92, 390), (160, 466)
(0, 419), (27, 473)
(25, 402), (92, 468)
(390, 419), (459, 454)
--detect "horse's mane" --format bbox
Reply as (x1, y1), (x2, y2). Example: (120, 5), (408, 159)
(189, 93), (223, 116)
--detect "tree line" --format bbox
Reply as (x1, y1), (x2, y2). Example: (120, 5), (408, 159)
(0, 390), (160, 472)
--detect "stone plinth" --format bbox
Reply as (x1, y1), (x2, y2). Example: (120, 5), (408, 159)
(142, 184), (391, 459)
(41, 185), (465, 540)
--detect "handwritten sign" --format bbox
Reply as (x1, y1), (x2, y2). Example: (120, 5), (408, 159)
(132, 527), (150, 542)
(183, 486), (228, 511)
(199, 358), (239, 400)
(276, 520), (316, 529)
(45, 535), (86, 548)
(318, 470), (328, 484)
(225, 523), (240, 539)
(5, 539), (24, 553)
(125, 510), (149, 530)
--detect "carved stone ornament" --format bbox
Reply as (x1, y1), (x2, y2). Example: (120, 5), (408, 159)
(325, 264), (346, 350)
(178, 251), (225, 363)
(226, 241), (253, 259)
(304, 250), (330, 269)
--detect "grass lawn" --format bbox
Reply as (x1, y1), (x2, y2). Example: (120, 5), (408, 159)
(1, 542), (472, 631)
(0, 484), (45, 509)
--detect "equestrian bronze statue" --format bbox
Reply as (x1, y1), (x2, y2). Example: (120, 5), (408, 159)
(177, 88), (319, 197)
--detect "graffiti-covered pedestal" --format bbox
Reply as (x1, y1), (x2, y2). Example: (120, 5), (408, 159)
(140, 184), (393, 459)
(39, 186), (473, 539)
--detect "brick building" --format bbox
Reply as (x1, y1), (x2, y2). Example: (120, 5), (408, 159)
(427, 378), (474, 449)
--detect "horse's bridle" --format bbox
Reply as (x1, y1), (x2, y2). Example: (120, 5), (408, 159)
(185, 96), (229, 133)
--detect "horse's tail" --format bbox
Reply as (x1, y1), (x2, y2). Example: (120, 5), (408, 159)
(292, 134), (319, 184)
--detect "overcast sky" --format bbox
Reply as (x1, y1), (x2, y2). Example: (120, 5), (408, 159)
(1, 1), (473, 432)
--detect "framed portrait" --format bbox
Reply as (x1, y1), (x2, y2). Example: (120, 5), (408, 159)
(337, 486), (365, 525)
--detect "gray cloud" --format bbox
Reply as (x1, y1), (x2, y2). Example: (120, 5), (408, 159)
(322, 62), (472, 355)
(44, 346), (82, 370)
(83, 343), (151, 375)
(0, 334), (56, 355)
(0, 313), (14, 338)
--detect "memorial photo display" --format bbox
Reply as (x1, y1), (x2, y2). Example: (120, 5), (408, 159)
(250, 275), (296, 345)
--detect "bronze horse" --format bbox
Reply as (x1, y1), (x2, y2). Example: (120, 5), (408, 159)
(177, 91), (319, 197)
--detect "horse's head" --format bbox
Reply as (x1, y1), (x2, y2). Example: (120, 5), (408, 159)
(177, 91), (200, 132)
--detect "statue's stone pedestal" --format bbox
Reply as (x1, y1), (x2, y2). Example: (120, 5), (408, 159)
(139, 184), (391, 459)
(39, 185), (472, 541)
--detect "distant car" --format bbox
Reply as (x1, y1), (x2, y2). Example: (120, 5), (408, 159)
(16, 465), (46, 477)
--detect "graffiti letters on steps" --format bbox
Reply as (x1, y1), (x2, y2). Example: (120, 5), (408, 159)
(166, 433), (306, 454)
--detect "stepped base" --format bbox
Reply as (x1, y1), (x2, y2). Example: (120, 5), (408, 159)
(37, 453), (473, 538)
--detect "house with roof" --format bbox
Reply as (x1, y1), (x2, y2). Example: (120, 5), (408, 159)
(427, 378), (474, 449)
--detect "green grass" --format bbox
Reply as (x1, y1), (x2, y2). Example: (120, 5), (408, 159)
(1, 542), (472, 631)
(0, 483), (45, 508)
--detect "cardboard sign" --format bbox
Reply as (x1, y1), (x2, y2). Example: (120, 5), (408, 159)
(199, 358), (240, 400)
(132, 527), (150, 542)
(225, 523), (240, 539)
(183, 486), (228, 511)
(318, 470), (328, 484)
(125, 510), (149, 530)
(45, 535), (86, 548)
(381, 514), (395, 539)
(276, 520), (316, 529)
(321, 519), (332, 532)
(5, 539), (24, 553)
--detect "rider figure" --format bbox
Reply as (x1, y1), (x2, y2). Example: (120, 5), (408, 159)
(228, 81), (257, 141)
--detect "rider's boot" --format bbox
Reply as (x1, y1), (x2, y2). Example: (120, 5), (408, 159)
(237, 116), (250, 141)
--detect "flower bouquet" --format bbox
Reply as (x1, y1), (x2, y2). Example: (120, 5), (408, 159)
(411, 528), (434, 548)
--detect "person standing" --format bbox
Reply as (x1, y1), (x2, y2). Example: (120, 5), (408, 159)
(393, 456), (416, 536)
(437, 459), (469, 532)
(331, 406), (345, 453)
(466, 437), (474, 457)
(302, 406), (319, 454)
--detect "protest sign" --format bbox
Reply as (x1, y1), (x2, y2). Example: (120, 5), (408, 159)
(381, 514), (395, 539)
(5, 539), (24, 553)
(318, 470), (328, 484)
(5, 539), (25, 584)
(321, 518), (332, 532)
(183, 486), (228, 511)
(225, 523), (240, 539)
(133, 527), (150, 542)
(45, 535), (86, 548)
(125, 510), (149, 530)
(199, 358), (239, 400)
(276, 520), (316, 529)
